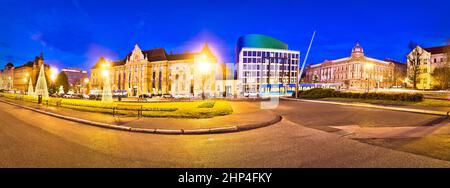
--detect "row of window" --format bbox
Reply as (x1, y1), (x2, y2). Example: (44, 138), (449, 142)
(243, 71), (297, 77)
(243, 64), (297, 71)
(243, 58), (299, 64)
(243, 51), (299, 59)
(242, 78), (297, 84)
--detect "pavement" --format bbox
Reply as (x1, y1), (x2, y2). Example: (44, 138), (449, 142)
(331, 124), (450, 139)
(0, 98), (281, 134)
(1, 101), (449, 167)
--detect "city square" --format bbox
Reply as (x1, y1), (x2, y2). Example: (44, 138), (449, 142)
(0, 0), (449, 174)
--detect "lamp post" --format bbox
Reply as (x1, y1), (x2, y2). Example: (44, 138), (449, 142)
(364, 64), (374, 93)
(83, 78), (90, 95)
(198, 54), (210, 100)
(50, 68), (58, 95)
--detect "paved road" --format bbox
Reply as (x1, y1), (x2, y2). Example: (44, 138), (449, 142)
(0, 101), (449, 167)
(274, 99), (448, 128)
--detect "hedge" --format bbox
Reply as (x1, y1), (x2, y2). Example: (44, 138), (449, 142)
(292, 88), (424, 102)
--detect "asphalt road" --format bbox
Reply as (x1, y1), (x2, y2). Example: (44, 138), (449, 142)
(274, 99), (448, 128)
(0, 100), (449, 167)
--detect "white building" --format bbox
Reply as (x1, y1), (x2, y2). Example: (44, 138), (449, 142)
(407, 44), (449, 89)
(236, 34), (300, 95)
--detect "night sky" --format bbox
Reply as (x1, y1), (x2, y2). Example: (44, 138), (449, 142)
(0, 0), (449, 71)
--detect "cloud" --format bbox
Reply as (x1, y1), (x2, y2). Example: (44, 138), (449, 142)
(30, 27), (93, 54)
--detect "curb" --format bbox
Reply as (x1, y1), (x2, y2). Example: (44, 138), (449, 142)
(281, 97), (449, 116)
(0, 99), (281, 135)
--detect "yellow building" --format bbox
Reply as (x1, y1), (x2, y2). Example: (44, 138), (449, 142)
(12, 53), (50, 93)
(407, 45), (450, 89)
(90, 43), (218, 98)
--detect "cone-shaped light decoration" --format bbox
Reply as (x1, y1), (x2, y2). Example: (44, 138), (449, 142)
(27, 77), (34, 96)
(34, 64), (49, 98)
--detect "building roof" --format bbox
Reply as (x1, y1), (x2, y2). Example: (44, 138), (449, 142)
(424, 45), (450, 54)
(92, 44), (214, 69)
(236, 34), (288, 55)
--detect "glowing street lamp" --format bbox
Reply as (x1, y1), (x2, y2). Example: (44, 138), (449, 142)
(364, 63), (374, 93)
(198, 54), (210, 100)
(50, 67), (58, 94)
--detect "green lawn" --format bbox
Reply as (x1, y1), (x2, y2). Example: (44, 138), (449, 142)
(321, 97), (450, 107)
(357, 136), (450, 161)
(0, 93), (233, 118)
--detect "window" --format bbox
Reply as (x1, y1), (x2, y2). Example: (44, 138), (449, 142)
(253, 51), (256, 56)
(257, 51), (261, 56)
(243, 58), (247, 63)
(243, 51), (247, 56)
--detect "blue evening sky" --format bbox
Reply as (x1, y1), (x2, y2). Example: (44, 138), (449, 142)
(0, 0), (448, 71)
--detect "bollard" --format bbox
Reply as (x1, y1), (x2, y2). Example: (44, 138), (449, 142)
(38, 95), (42, 104)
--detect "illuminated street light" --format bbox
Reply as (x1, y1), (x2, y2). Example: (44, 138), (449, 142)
(198, 54), (210, 100)
(364, 63), (374, 93)
(49, 67), (58, 94)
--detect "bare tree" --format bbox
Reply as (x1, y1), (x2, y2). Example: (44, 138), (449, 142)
(407, 42), (423, 89)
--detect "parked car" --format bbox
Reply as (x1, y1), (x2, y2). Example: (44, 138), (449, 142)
(139, 94), (152, 99)
(162, 94), (173, 98)
(244, 92), (259, 98)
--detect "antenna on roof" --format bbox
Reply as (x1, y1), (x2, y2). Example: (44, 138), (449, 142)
(295, 31), (316, 98)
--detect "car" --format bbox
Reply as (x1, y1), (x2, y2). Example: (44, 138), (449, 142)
(244, 92), (259, 98)
(162, 94), (173, 98)
(139, 94), (152, 99)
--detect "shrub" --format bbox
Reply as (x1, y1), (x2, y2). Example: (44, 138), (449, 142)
(198, 101), (216, 108)
(294, 88), (424, 102)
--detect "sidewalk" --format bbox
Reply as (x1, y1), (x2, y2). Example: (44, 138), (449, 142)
(333, 124), (450, 139)
(0, 98), (280, 134)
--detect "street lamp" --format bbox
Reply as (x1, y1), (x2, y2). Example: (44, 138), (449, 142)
(364, 63), (374, 93)
(50, 67), (58, 95)
(198, 54), (210, 100)
(83, 78), (90, 95)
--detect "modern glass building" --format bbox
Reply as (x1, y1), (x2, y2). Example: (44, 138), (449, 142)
(235, 34), (300, 95)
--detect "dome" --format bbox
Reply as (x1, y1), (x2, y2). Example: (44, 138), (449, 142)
(6, 62), (14, 67)
(351, 43), (364, 57)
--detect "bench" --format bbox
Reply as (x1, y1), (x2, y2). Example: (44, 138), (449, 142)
(47, 98), (62, 107)
(113, 104), (143, 118)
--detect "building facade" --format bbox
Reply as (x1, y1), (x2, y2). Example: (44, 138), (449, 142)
(236, 34), (300, 95)
(0, 53), (50, 93)
(406, 45), (449, 89)
(90, 43), (218, 98)
(0, 63), (14, 90)
(61, 68), (88, 93)
(305, 43), (400, 90)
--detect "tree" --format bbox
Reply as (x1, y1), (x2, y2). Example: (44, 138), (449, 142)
(431, 66), (450, 89)
(406, 42), (424, 89)
(55, 71), (69, 94)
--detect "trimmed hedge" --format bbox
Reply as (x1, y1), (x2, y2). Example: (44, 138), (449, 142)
(292, 88), (424, 102)
(198, 101), (216, 108)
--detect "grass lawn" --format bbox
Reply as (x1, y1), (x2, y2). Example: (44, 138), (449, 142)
(0, 93), (233, 118)
(357, 136), (450, 161)
(321, 97), (450, 107)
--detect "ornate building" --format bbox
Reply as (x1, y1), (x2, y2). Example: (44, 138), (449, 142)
(305, 43), (402, 90)
(90, 43), (218, 98)
(0, 62), (14, 90)
(0, 53), (51, 93)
